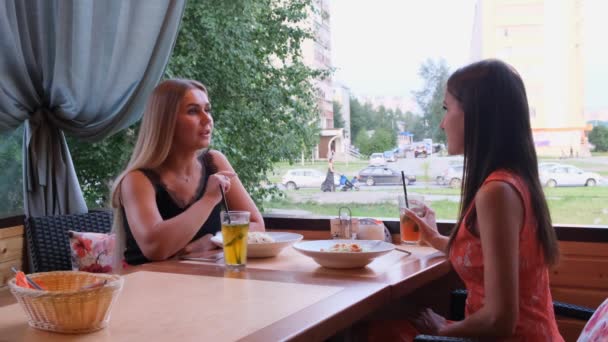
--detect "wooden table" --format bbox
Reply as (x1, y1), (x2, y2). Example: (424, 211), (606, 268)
(0, 244), (448, 342)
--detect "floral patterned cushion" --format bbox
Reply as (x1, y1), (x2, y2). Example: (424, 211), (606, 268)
(68, 231), (116, 273)
(578, 298), (608, 342)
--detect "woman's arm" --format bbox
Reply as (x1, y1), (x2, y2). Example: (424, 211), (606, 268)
(439, 181), (522, 338)
(121, 169), (233, 260)
(209, 150), (265, 232)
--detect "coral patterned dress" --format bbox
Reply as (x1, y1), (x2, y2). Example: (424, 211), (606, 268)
(450, 170), (564, 341)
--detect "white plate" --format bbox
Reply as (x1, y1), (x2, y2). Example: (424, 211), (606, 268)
(292, 240), (395, 269)
(211, 232), (303, 258)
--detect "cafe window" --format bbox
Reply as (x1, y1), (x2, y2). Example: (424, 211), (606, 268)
(263, 0), (608, 229)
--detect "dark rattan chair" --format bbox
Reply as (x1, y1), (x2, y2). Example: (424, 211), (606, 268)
(25, 211), (113, 272)
(413, 290), (596, 341)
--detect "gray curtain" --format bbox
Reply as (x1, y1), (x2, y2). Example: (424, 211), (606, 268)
(0, 0), (186, 216)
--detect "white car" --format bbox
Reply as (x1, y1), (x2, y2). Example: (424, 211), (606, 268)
(436, 164), (464, 188)
(538, 162), (563, 172)
(369, 153), (387, 166)
(281, 169), (339, 190)
(539, 165), (601, 187)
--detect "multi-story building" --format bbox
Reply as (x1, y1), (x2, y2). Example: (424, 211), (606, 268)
(302, 0), (339, 159)
(471, 0), (590, 156)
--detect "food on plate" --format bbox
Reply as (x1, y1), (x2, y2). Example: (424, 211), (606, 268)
(320, 242), (364, 253)
(247, 232), (275, 244)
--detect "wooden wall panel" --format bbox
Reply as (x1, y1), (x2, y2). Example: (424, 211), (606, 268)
(551, 241), (608, 308)
(551, 241), (608, 342)
(0, 226), (24, 288)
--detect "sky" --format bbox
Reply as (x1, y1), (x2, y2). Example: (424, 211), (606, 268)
(330, 0), (608, 112)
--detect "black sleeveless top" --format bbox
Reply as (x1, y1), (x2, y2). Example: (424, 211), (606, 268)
(123, 150), (222, 265)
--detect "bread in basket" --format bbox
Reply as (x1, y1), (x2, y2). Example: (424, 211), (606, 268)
(8, 271), (124, 333)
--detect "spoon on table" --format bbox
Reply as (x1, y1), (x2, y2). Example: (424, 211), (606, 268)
(394, 248), (412, 256)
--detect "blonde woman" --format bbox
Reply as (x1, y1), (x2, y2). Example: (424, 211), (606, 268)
(111, 79), (264, 266)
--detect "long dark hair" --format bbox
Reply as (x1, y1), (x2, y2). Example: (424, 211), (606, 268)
(446, 59), (559, 266)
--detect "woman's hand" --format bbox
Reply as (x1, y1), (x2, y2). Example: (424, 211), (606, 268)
(403, 201), (440, 246)
(179, 234), (217, 255)
(205, 171), (236, 203)
(412, 308), (448, 335)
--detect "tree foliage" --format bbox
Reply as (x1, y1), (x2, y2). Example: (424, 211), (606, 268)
(354, 128), (395, 156)
(66, 0), (323, 209)
(0, 127), (24, 216)
(412, 59), (450, 143)
(349, 97), (414, 154)
(589, 125), (608, 152)
(68, 128), (137, 207)
(349, 97), (373, 140)
(164, 0), (322, 207)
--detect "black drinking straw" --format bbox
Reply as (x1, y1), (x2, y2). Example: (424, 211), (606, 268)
(400, 171), (410, 209)
(219, 185), (231, 223)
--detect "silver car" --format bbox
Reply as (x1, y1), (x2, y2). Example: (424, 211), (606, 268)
(436, 165), (464, 188)
(539, 164), (601, 187)
(369, 153), (387, 166)
(282, 169), (339, 190)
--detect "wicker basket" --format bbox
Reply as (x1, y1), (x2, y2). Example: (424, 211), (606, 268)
(8, 271), (124, 333)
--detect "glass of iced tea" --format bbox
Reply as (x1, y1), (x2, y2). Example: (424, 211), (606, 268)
(398, 195), (425, 245)
(221, 211), (250, 270)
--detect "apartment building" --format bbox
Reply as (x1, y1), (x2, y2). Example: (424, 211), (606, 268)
(302, 0), (341, 159)
(471, 0), (590, 156)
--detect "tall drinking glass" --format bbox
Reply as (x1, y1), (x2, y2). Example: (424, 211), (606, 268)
(221, 211), (250, 270)
(398, 195), (425, 245)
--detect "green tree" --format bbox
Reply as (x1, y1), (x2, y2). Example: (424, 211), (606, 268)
(0, 127), (24, 216)
(354, 130), (371, 156)
(68, 127), (137, 207)
(589, 125), (608, 152)
(355, 128), (395, 156)
(165, 0), (322, 207)
(412, 59), (450, 143)
(65, 0), (323, 208)
(349, 97), (371, 139)
(368, 128), (396, 154)
(332, 101), (345, 129)
(398, 110), (424, 140)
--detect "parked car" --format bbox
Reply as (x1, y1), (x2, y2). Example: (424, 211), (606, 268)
(383, 150), (396, 162)
(358, 166), (416, 186)
(369, 153), (387, 166)
(414, 144), (428, 158)
(539, 165), (601, 187)
(538, 162), (562, 172)
(281, 169), (338, 190)
(436, 164), (463, 188)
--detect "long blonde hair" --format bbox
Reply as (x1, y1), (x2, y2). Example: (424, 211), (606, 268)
(110, 79), (208, 269)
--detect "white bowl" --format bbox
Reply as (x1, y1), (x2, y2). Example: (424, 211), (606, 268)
(292, 240), (395, 269)
(211, 232), (303, 258)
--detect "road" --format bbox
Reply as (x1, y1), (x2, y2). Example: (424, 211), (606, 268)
(389, 154), (463, 179)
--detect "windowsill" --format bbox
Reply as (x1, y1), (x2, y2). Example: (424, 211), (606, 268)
(262, 214), (608, 243)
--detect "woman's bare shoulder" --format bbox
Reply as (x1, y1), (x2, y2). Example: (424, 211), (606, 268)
(477, 180), (520, 204)
(206, 149), (233, 170)
(121, 169), (154, 192)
